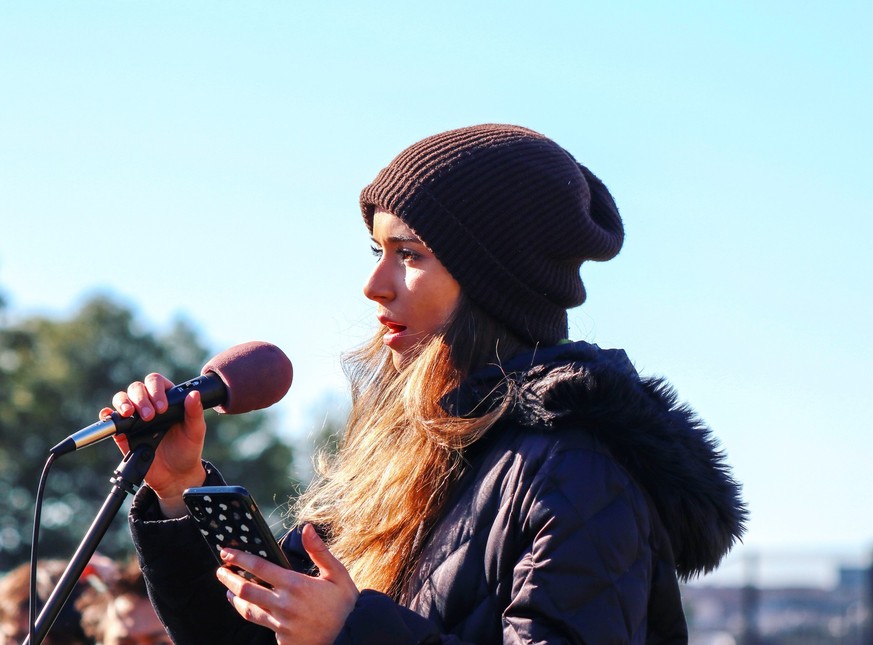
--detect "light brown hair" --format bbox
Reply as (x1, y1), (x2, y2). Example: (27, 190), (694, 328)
(292, 296), (528, 598)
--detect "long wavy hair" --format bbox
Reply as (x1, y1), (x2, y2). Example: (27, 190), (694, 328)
(291, 295), (529, 598)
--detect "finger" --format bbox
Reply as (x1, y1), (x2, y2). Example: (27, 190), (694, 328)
(144, 372), (173, 414)
(227, 594), (282, 633)
(215, 562), (272, 598)
(216, 564), (283, 627)
(219, 572), (282, 632)
(184, 389), (204, 421)
(218, 548), (292, 590)
(182, 390), (207, 442)
(105, 403), (132, 455)
(124, 381), (157, 419)
(110, 392), (135, 418)
(112, 433), (130, 455)
(301, 524), (352, 584)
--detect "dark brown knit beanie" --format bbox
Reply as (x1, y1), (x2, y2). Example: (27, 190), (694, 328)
(359, 124), (624, 345)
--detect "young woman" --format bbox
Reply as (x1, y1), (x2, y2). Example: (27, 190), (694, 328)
(110, 124), (746, 644)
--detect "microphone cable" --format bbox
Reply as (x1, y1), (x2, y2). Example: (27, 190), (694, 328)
(28, 451), (57, 645)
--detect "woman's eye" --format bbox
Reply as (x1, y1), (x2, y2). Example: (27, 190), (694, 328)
(370, 245), (383, 260)
(398, 248), (420, 262)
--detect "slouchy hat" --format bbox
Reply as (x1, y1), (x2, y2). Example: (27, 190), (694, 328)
(360, 124), (624, 345)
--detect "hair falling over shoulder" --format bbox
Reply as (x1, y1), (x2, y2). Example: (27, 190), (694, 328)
(291, 297), (528, 599)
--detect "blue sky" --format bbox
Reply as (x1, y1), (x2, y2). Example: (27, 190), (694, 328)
(2, 1), (871, 586)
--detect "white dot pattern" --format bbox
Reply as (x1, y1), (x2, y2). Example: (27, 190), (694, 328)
(191, 494), (270, 559)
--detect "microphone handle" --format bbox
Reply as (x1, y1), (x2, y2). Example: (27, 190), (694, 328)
(50, 373), (227, 456)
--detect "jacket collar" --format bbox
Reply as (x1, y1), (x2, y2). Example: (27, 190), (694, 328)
(447, 340), (747, 579)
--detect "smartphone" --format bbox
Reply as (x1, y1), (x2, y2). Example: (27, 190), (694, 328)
(182, 485), (291, 586)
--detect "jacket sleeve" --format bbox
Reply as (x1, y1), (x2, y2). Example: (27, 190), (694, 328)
(333, 591), (450, 645)
(129, 462), (276, 645)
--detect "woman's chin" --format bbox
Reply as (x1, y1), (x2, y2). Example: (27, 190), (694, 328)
(390, 350), (407, 371)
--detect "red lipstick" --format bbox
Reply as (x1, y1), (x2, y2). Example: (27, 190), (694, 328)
(378, 316), (407, 346)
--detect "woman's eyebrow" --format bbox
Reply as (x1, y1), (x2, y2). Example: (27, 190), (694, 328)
(372, 234), (424, 245)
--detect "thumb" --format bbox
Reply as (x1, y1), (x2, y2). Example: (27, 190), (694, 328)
(106, 407), (131, 455)
(302, 524), (348, 582)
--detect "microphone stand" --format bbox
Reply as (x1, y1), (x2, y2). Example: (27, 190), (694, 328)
(24, 426), (170, 645)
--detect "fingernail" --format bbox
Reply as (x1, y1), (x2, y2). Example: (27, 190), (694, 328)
(120, 403), (133, 416)
(219, 548), (230, 560)
(141, 406), (153, 418)
(155, 400), (167, 413)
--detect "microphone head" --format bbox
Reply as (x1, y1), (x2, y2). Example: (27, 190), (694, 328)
(201, 341), (293, 414)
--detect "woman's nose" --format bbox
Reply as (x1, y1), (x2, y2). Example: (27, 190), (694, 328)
(363, 259), (394, 302)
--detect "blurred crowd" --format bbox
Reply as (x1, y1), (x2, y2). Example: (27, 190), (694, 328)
(0, 554), (169, 645)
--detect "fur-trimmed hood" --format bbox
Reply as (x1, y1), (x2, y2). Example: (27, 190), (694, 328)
(449, 340), (747, 579)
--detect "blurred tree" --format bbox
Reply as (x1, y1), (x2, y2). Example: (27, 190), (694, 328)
(0, 294), (298, 570)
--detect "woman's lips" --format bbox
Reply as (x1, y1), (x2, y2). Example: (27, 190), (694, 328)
(379, 318), (407, 346)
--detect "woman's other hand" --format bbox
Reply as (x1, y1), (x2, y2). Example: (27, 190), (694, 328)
(217, 524), (359, 645)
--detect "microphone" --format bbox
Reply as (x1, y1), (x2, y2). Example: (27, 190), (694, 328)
(49, 341), (293, 456)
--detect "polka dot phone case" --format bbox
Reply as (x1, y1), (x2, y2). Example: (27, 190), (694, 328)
(183, 485), (291, 585)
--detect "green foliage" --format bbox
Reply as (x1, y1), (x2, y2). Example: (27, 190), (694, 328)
(0, 294), (298, 570)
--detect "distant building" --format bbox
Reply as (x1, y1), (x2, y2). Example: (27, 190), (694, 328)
(683, 566), (870, 644)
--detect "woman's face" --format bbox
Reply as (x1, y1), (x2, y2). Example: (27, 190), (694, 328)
(364, 208), (461, 369)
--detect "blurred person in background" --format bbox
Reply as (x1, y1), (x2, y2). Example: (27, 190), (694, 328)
(0, 559), (95, 645)
(77, 559), (169, 645)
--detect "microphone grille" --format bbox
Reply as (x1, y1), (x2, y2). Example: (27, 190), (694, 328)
(201, 341), (293, 414)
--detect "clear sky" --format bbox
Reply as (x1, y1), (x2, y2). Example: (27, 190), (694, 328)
(1, 1), (870, 587)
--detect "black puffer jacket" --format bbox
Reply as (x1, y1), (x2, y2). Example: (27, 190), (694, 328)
(130, 341), (746, 644)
